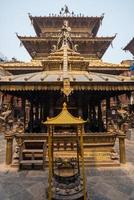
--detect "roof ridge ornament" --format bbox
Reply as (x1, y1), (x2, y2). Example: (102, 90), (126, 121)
(59, 5), (73, 17)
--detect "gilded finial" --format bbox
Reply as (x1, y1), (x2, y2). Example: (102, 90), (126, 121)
(63, 102), (67, 109)
(59, 5), (73, 16)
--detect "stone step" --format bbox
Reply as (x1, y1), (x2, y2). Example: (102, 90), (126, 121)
(22, 149), (44, 153)
(83, 161), (120, 167)
(20, 160), (43, 165)
(14, 157), (119, 168)
(24, 140), (46, 143)
(52, 153), (111, 159)
(44, 160), (120, 167)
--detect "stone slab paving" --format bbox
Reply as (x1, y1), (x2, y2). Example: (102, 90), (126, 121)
(0, 133), (134, 200)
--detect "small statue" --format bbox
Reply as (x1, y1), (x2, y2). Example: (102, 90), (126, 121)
(0, 106), (13, 131)
(117, 105), (129, 131)
(110, 150), (119, 160)
(129, 111), (134, 128)
(51, 45), (57, 52)
(74, 44), (79, 52)
(0, 109), (12, 122)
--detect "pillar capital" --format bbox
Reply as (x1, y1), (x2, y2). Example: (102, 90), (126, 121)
(4, 131), (14, 140)
(118, 131), (126, 138)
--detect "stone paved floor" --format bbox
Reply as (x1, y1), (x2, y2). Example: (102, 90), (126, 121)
(0, 133), (134, 200)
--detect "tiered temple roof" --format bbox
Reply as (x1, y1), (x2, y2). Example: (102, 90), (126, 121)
(0, 58), (130, 75)
(0, 30), (134, 91)
(29, 15), (104, 37)
(0, 67), (11, 76)
(0, 27), (134, 92)
(0, 7), (131, 75)
(18, 35), (115, 60)
(123, 38), (134, 56)
(16, 8), (116, 60)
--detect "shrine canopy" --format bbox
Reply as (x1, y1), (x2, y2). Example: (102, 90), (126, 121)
(43, 102), (86, 126)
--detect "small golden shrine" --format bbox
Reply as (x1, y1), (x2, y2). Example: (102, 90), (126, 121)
(43, 102), (87, 200)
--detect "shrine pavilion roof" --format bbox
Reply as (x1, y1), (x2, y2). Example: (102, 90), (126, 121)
(0, 67), (11, 76)
(43, 102), (86, 125)
(0, 59), (130, 73)
(123, 38), (134, 56)
(18, 36), (115, 59)
(0, 70), (134, 91)
(29, 14), (103, 37)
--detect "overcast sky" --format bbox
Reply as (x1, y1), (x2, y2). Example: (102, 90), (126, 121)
(0, 0), (134, 63)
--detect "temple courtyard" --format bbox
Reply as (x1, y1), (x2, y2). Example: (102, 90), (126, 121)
(0, 133), (133, 200)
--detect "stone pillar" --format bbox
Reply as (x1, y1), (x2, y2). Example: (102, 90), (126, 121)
(118, 132), (126, 164)
(5, 133), (14, 165)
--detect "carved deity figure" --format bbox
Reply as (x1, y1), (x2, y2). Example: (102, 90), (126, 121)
(61, 20), (71, 39)
(0, 106), (13, 131)
(117, 106), (129, 131)
(0, 110), (12, 122)
(57, 20), (74, 50)
(51, 20), (78, 53)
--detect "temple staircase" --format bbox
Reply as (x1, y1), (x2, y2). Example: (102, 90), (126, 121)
(19, 140), (47, 170)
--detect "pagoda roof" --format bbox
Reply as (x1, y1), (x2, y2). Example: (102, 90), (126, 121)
(0, 59), (130, 73)
(123, 38), (134, 56)
(0, 60), (43, 73)
(43, 102), (86, 125)
(18, 36), (115, 59)
(29, 15), (104, 37)
(0, 70), (134, 91)
(89, 59), (128, 68)
(0, 67), (11, 76)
